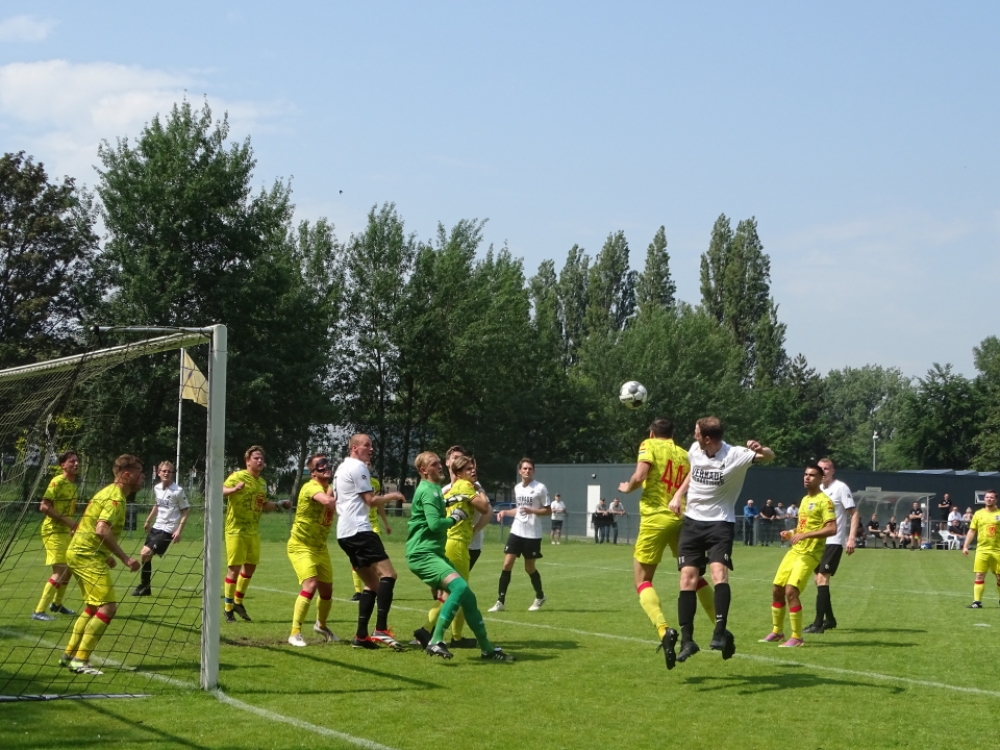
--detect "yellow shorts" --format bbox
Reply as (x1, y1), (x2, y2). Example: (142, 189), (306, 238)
(226, 533), (260, 567)
(633, 513), (682, 566)
(773, 550), (821, 593)
(973, 550), (1000, 575)
(42, 532), (71, 566)
(445, 539), (471, 581)
(67, 551), (116, 606)
(287, 540), (333, 585)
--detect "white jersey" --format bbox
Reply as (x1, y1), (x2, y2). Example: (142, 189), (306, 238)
(685, 441), (757, 523)
(334, 457), (374, 538)
(511, 480), (550, 539)
(550, 500), (567, 521)
(822, 479), (856, 546)
(444, 480), (488, 550)
(152, 482), (190, 533)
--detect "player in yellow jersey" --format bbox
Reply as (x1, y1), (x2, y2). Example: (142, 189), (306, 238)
(618, 418), (714, 670)
(759, 463), (836, 648)
(286, 454), (339, 646)
(349, 465), (399, 600)
(59, 455), (143, 675)
(413, 454), (492, 649)
(32, 451), (81, 621)
(222, 445), (290, 623)
(962, 489), (1000, 608)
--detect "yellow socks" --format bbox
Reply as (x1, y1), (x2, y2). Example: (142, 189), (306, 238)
(76, 611), (110, 662)
(696, 579), (716, 622)
(64, 606), (94, 659)
(317, 596), (332, 629)
(291, 591), (313, 636)
(234, 572), (251, 605)
(771, 602), (786, 634)
(789, 605), (803, 640)
(351, 569), (364, 594)
(223, 576), (236, 611)
(36, 577), (60, 614)
(974, 581), (985, 602)
(637, 582), (669, 637)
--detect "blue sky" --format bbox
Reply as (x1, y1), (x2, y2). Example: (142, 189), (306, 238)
(1, 3), (997, 378)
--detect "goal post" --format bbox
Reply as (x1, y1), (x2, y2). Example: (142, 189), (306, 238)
(0, 324), (226, 698)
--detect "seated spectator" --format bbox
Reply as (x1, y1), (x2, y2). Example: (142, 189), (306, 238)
(898, 518), (911, 549)
(962, 507), (973, 535)
(854, 519), (867, 548)
(947, 507), (963, 536)
(885, 516), (899, 549)
(867, 514), (887, 547)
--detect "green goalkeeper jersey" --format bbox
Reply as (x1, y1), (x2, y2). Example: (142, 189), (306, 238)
(405, 479), (455, 558)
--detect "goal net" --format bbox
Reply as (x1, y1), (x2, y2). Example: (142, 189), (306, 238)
(0, 327), (226, 699)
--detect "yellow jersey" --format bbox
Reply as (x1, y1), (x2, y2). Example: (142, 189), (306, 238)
(40, 473), (78, 536)
(971, 508), (1000, 553)
(637, 438), (689, 517)
(67, 484), (126, 562)
(290, 478), (335, 549)
(369, 477), (382, 535)
(224, 469), (268, 535)
(444, 478), (477, 546)
(792, 492), (836, 557)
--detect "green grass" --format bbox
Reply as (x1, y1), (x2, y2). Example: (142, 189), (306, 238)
(2, 524), (998, 750)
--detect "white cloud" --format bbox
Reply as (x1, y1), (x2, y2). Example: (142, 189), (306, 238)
(0, 15), (56, 42)
(0, 60), (272, 185)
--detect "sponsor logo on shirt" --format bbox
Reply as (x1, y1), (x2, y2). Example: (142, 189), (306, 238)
(692, 467), (724, 486)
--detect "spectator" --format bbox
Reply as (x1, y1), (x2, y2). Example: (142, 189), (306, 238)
(785, 503), (799, 535)
(608, 497), (626, 544)
(948, 507), (963, 536)
(743, 499), (760, 546)
(898, 518), (911, 549)
(593, 498), (609, 544)
(759, 499), (777, 546)
(550, 494), (566, 545)
(938, 493), (953, 524)
(867, 514), (887, 547)
(885, 515), (899, 549)
(907, 502), (923, 549)
(962, 507), (974, 534)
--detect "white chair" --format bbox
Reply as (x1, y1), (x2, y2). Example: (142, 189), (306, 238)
(938, 530), (961, 550)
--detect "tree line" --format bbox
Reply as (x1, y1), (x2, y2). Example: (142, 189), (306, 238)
(2, 100), (998, 491)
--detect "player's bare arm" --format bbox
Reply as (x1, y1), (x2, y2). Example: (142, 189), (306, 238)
(748, 441), (775, 464)
(222, 481), (245, 496)
(473, 502), (493, 535)
(171, 507), (190, 543)
(619, 460), (651, 494)
(39, 498), (76, 531)
(789, 519), (837, 547)
(94, 520), (141, 572)
(845, 506), (859, 555)
(471, 492), (491, 515)
(142, 504), (157, 532)
(668, 472), (691, 516)
(962, 527), (976, 555)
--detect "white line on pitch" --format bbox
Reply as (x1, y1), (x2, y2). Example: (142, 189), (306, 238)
(0, 627), (402, 749)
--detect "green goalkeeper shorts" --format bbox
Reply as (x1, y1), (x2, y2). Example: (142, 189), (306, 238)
(407, 551), (457, 589)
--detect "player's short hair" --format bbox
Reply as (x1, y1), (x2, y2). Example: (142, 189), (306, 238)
(445, 445), (467, 461)
(805, 462), (823, 476)
(518, 457), (535, 470)
(349, 434), (371, 450)
(157, 461), (175, 472)
(818, 457), (835, 468)
(414, 451), (439, 473)
(986, 489), (997, 498)
(649, 418), (673, 439)
(113, 454), (143, 477)
(696, 417), (723, 441)
(307, 454), (328, 471)
(451, 455), (475, 474)
(244, 445), (265, 463)
(57, 450), (78, 464)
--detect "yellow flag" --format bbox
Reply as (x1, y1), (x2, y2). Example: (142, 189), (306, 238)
(181, 350), (209, 407)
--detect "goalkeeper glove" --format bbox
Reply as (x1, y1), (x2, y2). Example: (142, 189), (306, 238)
(449, 508), (468, 523)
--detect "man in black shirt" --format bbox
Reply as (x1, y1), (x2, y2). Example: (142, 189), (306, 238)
(908, 502), (923, 549)
(759, 499), (777, 546)
(866, 514), (887, 548)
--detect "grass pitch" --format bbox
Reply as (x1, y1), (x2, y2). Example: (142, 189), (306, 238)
(2, 521), (998, 750)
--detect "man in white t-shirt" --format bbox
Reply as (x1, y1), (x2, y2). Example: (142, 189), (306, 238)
(488, 458), (551, 612)
(334, 434), (403, 651)
(668, 416), (773, 664)
(550, 494), (567, 545)
(804, 458), (859, 634)
(133, 461), (190, 597)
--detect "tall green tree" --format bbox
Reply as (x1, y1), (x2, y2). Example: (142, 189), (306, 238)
(753, 354), (827, 466)
(556, 245), (590, 368)
(636, 226), (676, 315)
(896, 364), (983, 470)
(91, 99), (334, 468)
(972, 336), (1000, 471)
(0, 152), (98, 368)
(699, 215), (786, 384)
(585, 230), (636, 336)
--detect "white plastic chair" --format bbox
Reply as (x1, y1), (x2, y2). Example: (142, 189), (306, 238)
(939, 530), (961, 550)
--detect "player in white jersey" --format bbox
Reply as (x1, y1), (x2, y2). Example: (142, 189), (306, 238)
(334, 434), (403, 650)
(804, 458), (859, 633)
(668, 416), (773, 664)
(133, 461), (190, 597)
(488, 458), (551, 612)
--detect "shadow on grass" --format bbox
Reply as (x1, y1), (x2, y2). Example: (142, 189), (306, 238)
(684, 668), (906, 695)
(492, 639), (579, 651)
(1, 698), (211, 750)
(835, 627), (927, 634)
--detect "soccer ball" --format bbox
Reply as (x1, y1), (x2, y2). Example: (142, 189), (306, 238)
(619, 381), (648, 410)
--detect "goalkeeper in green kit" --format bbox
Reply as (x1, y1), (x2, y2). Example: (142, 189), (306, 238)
(406, 451), (513, 662)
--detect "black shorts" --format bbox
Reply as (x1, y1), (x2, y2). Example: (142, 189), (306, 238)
(677, 519), (735, 572)
(504, 533), (544, 560)
(337, 531), (389, 569)
(910, 522), (922, 536)
(550, 520), (564, 531)
(144, 528), (174, 557)
(816, 544), (844, 576)
(469, 547), (482, 570)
